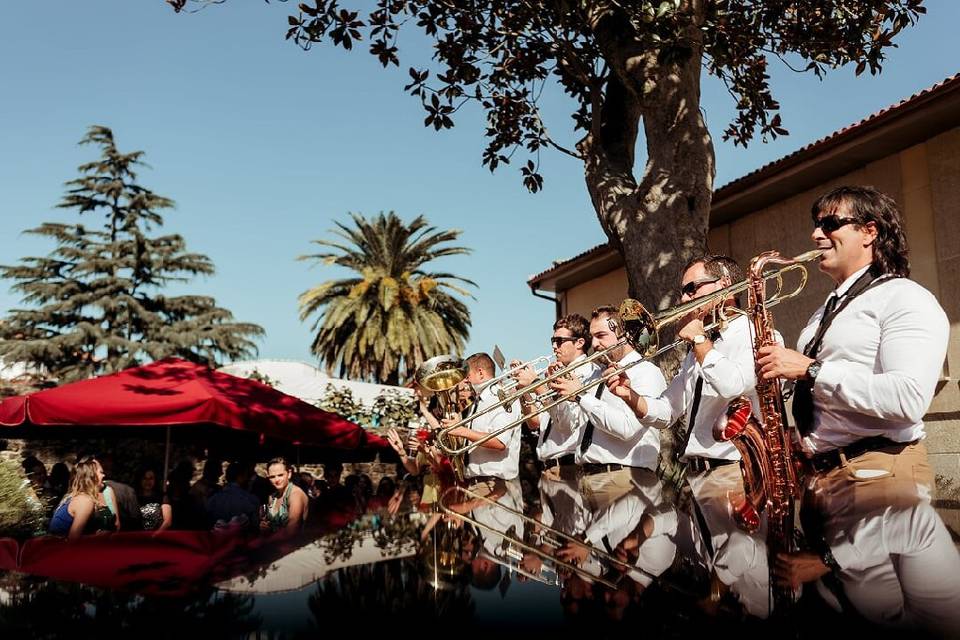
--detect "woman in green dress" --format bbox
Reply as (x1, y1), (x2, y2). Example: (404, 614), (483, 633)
(261, 457), (308, 534)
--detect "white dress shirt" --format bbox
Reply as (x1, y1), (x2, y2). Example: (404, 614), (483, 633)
(472, 479), (525, 558)
(798, 265), (949, 452)
(581, 491), (678, 587)
(576, 350), (666, 469)
(465, 385), (522, 480)
(640, 314), (779, 461)
(536, 355), (600, 461)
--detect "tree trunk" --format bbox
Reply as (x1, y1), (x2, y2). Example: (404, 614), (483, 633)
(579, 6), (715, 314)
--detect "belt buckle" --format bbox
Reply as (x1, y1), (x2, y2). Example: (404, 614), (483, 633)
(809, 450), (840, 473)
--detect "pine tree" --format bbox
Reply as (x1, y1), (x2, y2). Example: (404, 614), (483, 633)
(0, 126), (264, 382)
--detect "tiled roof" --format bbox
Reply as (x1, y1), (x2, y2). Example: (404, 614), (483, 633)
(527, 242), (614, 285)
(529, 72), (960, 289)
(713, 72), (960, 199)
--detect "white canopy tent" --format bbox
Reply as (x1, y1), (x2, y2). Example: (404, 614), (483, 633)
(217, 360), (413, 406)
(215, 532), (417, 594)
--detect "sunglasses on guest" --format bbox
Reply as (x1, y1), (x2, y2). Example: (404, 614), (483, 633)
(550, 336), (579, 346)
(680, 276), (720, 298)
(813, 214), (859, 234)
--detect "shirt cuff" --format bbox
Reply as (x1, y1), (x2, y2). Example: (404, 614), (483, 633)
(638, 397), (670, 428)
(700, 346), (722, 369)
(579, 394), (603, 416)
(812, 360), (844, 399)
(828, 537), (856, 572)
(646, 508), (678, 537)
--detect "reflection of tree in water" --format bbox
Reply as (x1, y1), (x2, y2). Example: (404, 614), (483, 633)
(0, 573), (262, 639)
(319, 511), (424, 565)
(301, 558), (474, 636)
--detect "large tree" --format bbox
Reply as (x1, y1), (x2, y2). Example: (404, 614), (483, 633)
(169, 0), (924, 308)
(298, 212), (474, 384)
(0, 126), (264, 382)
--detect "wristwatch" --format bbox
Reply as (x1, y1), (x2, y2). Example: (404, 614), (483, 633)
(691, 333), (708, 346)
(805, 359), (823, 382)
(819, 545), (841, 572)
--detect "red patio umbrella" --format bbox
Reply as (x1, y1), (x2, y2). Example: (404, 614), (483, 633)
(0, 358), (390, 461)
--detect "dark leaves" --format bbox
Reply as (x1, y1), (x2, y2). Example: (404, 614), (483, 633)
(173, 0), (926, 188)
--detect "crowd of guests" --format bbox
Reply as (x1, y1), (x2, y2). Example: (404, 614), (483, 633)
(18, 453), (391, 541)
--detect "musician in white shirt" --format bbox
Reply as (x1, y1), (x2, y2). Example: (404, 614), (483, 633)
(606, 254), (777, 618)
(606, 255), (776, 468)
(549, 305), (666, 510)
(445, 352), (522, 481)
(512, 313), (599, 478)
(757, 186), (960, 633)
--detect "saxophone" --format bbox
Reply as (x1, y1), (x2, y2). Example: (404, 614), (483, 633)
(713, 250), (821, 611)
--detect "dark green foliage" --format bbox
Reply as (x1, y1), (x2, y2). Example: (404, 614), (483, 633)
(0, 459), (44, 537)
(0, 126), (264, 383)
(298, 212), (474, 384)
(169, 0), (926, 191)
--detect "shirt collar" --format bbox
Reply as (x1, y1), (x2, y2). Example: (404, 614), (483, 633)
(831, 263), (872, 300)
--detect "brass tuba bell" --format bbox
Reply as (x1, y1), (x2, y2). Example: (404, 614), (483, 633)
(414, 355), (471, 481)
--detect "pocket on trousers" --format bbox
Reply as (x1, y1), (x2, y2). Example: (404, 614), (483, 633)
(844, 450), (896, 483)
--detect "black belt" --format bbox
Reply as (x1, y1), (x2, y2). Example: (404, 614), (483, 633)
(806, 437), (918, 474)
(543, 454), (576, 470)
(580, 462), (625, 476)
(685, 457), (738, 474)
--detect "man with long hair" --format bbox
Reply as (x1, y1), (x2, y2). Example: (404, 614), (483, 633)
(758, 186), (960, 632)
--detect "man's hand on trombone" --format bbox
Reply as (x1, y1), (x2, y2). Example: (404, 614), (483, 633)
(548, 374), (582, 402)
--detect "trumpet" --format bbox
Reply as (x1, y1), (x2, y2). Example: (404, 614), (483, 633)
(439, 485), (636, 589)
(487, 527), (561, 586)
(477, 355), (552, 413)
(437, 249), (822, 457)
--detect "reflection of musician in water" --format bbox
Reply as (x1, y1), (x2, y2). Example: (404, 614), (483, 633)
(444, 478), (525, 590)
(757, 186), (960, 633)
(561, 481), (676, 590)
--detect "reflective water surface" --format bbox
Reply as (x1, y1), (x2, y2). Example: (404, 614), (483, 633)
(1, 470), (955, 639)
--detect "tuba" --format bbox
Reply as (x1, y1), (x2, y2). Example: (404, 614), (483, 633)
(414, 355), (471, 481)
(714, 249), (822, 612)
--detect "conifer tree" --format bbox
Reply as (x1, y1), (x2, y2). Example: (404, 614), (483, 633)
(0, 126), (264, 382)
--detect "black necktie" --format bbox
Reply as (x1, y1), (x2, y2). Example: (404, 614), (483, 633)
(792, 294), (841, 436)
(676, 375), (704, 461)
(578, 383), (607, 454)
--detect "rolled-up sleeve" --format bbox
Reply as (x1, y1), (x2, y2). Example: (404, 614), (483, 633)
(580, 362), (666, 440)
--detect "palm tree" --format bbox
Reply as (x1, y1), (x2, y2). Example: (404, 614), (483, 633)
(298, 212), (474, 384)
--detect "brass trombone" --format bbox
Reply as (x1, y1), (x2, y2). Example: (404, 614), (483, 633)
(439, 485), (636, 589)
(436, 249), (822, 457)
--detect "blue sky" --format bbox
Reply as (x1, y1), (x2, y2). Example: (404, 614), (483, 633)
(1, 1), (958, 373)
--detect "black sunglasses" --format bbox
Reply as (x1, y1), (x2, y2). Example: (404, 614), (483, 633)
(814, 214), (859, 234)
(680, 276), (719, 298)
(550, 336), (579, 346)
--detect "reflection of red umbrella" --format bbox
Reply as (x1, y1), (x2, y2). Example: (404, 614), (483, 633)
(0, 358), (389, 452)
(0, 500), (364, 596)
(7, 531), (245, 596)
(0, 537), (16, 572)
